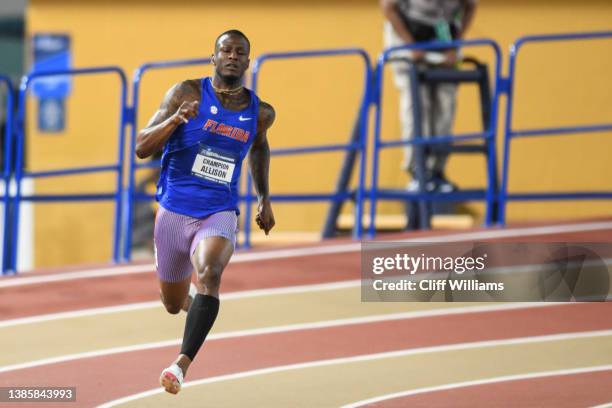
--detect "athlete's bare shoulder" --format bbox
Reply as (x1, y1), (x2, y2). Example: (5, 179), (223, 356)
(257, 101), (276, 132)
(145, 79), (201, 128)
(167, 79), (200, 106)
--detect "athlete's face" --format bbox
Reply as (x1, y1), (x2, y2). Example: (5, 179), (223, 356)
(212, 34), (250, 82)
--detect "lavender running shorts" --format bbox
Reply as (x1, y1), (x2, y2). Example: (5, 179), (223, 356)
(153, 206), (238, 282)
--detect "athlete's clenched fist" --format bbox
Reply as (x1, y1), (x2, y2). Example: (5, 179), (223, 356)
(173, 100), (199, 124)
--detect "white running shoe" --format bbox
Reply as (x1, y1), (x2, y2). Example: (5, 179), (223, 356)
(160, 363), (184, 395)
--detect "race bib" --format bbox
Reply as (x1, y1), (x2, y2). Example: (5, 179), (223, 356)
(191, 146), (236, 185)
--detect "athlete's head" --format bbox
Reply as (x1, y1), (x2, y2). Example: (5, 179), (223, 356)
(212, 30), (250, 83)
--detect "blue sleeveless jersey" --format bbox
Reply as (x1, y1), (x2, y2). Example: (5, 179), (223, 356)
(156, 77), (259, 218)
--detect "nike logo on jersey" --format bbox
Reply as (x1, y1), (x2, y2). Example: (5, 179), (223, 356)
(238, 115), (252, 121)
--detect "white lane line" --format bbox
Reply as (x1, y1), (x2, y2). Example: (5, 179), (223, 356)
(0, 264), (155, 288)
(0, 280), (361, 328)
(97, 329), (612, 408)
(0, 303), (561, 374)
(2, 220), (612, 288)
(591, 402), (612, 408)
(341, 365), (612, 408)
(0, 301), (160, 329)
(6, 249), (602, 328)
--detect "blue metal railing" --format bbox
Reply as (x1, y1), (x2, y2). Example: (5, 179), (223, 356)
(498, 31), (612, 223)
(243, 48), (372, 247)
(123, 57), (212, 261)
(0, 75), (14, 274)
(10, 66), (128, 273)
(369, 39), (502, 237)
(6, 34), (611, 273)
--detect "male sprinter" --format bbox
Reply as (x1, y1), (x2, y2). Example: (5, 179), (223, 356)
(135, 29), (275, 394)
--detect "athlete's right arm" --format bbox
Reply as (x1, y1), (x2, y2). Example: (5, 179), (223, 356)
(135, 81), (199, 159)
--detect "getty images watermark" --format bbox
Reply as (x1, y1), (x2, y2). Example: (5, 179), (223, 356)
(361, 242), (612, 302)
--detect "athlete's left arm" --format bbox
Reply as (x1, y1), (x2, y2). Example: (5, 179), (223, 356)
(249, 101), (276, 235)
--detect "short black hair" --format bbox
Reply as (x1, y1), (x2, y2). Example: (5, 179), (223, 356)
(215, 29), (250, 51)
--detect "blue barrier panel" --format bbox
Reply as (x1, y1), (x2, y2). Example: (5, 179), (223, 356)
(498, 31), (612, 224)
(369, 39), (502, 237)
(11, 66), (128, 273)
(244, 48), (372, 248)
(0, 75), (15, 274)
(123, 57), (212, 261)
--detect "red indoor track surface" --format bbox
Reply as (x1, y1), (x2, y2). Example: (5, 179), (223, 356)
(1, 220), (611, 407)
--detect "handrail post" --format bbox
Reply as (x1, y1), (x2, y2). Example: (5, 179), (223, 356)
(370, 38), (503, 237)
(246, 48), (371, 246)
(499, 31), (612, 224)
(11, 66), (128, 272)
(0, 76), (15, 274)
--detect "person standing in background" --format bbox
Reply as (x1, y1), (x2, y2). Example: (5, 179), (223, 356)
(380, 0), (477, 193)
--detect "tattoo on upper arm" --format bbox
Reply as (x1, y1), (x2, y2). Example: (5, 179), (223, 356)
(251, 102), (275, 149)
(145, 80), (199, 128)
(257, 101), (276, 134)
